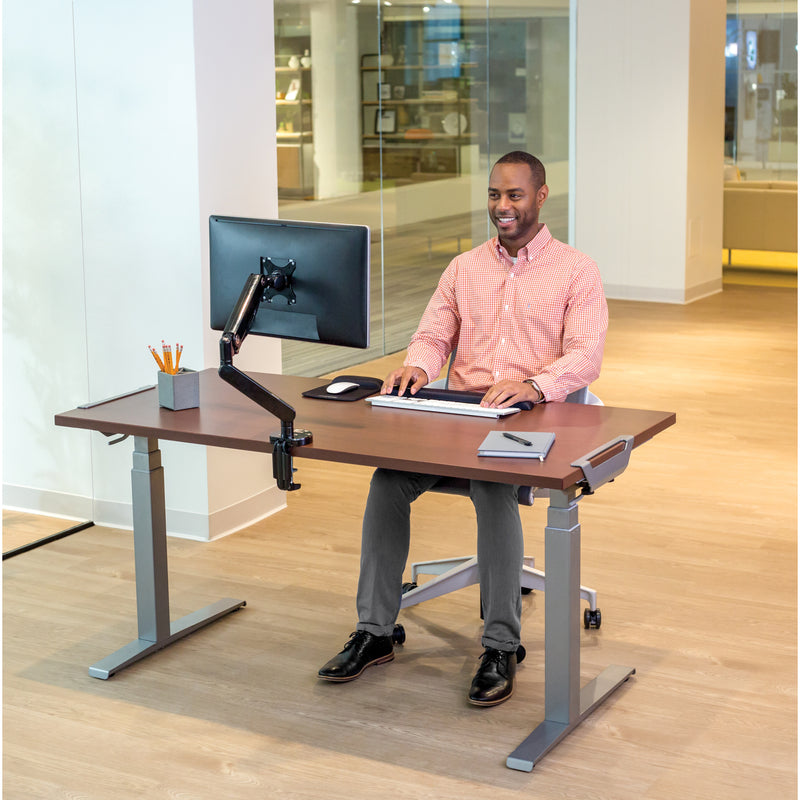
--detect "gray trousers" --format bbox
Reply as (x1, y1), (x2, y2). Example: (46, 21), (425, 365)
(355, 468), (524, 652)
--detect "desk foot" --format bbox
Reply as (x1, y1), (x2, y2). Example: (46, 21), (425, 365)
(88, 597), (246, 679)
(506, 664), (635, 772)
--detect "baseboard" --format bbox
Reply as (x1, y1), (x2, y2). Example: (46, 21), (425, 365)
(3, 482), (286, 542)
(604, 277), (722, 304)
(207, 483), (286, 541)
(2, 484), (94, 522)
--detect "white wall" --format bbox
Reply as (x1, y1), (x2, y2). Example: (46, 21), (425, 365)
(3, 0), (285, 539)
(574, 0), (725, 303)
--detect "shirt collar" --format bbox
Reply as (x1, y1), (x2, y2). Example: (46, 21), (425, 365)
(494, 224), (552, 265)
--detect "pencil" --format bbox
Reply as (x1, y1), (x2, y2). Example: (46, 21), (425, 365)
(163, 341), (173, 374)
(174, 344), (183, 372)
(149, 346), (165, 371)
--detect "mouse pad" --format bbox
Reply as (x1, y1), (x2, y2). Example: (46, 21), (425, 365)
(302, 375), (383, 402)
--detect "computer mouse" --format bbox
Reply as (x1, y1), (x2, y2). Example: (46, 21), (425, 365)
(326, 381), (360, 394)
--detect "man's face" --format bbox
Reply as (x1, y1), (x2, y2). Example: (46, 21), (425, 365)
(488, 162), (548, 253)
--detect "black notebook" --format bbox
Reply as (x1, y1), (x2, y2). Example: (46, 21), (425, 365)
(478, 430), (556, 461)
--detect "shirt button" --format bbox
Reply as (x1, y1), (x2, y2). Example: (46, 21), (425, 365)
(504, 304), (509, 311)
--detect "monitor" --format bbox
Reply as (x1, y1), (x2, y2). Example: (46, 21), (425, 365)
(209, 215), (370, 349)
(209, 215), (371, 492)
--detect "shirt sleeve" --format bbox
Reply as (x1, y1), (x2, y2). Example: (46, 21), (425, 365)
(532, 256), (608, 402)
(403, 259), (462, 383)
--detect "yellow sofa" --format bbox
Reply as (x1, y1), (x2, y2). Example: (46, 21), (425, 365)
(723, 180), (798, 256)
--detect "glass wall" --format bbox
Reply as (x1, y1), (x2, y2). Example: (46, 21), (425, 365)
(725, 0), (797, 180)
(274, 0), (571, 377)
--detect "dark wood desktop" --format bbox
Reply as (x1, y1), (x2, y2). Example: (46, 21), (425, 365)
(56, 370), (673, 487)
(55, 368), (675, 771)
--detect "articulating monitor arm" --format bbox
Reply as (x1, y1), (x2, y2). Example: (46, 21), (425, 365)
(218, 272), (312, 491)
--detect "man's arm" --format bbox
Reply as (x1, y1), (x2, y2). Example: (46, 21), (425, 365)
(403, 261), (461, 384)
(484, 256), (607, 408)
(525, 259), (608, 403)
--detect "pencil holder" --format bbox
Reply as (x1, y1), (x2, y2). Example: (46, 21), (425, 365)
(157, 369), (199, 410)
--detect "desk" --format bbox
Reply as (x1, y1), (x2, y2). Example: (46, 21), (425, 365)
(55, 369), (675, 770)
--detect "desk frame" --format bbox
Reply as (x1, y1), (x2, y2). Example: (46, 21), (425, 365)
(505, 486), (634, 771)
(88, 436), (245, 679)
(55, 371), (674, 768)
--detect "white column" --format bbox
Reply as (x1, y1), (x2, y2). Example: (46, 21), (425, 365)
(309, 1), (362, 199)
(574, 0), (726, 303)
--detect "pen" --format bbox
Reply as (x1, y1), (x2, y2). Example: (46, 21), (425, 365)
(503, 432), (532, 446)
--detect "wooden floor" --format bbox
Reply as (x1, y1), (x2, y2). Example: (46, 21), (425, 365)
(3, 283), (797, 799)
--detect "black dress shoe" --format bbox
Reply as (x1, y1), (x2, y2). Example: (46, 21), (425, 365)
(468, 647), (517, 706)
(318, 630), (394, 682)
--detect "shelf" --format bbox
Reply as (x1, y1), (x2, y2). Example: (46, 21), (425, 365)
(361, 62), (478, 72)
(362, 98), (477, 106)
(362, 134), (475, 142)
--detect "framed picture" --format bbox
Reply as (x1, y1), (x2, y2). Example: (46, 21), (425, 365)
(374, 108), (397, 134)
(285, 78), (301, 101)
(379, 83), (391, 101)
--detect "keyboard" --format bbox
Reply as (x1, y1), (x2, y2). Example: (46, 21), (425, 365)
(366, 394), (521, 418)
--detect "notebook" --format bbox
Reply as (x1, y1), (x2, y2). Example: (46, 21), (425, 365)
(478, 430), (556, 461)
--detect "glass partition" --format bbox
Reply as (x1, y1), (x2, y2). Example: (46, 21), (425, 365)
(275, 0), (572, 377)
(725, 1), (798, 180)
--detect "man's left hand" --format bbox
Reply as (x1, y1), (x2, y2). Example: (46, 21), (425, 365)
(480, 380), (542, 408)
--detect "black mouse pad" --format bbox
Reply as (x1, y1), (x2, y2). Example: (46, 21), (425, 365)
(302, 375), (383, 402)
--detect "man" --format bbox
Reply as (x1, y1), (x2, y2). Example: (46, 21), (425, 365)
(318, 151), (608, 706)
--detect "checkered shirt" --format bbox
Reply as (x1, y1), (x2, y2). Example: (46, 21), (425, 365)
(404, 224), (608, 402)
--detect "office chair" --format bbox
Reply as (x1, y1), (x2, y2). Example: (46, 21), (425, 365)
(398, 381), (604, 632)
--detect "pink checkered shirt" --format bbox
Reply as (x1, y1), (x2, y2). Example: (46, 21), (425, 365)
(404, 224), (608, 402)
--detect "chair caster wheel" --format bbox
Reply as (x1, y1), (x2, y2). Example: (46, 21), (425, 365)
(401, 581), (418, 594)
(392, 624), (406, 645)
(516, 644), (526, 664)
(584, 608), (601, 629)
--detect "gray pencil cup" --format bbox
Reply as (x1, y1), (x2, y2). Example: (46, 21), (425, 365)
(157, 369), (199, 410)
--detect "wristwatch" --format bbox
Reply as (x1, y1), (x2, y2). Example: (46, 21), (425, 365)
(524, 379), (545, 403)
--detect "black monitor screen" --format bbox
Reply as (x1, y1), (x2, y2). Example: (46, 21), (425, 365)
(209, 216), (370, 349)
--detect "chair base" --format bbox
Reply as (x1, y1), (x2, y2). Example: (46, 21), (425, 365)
(399, 555), (598, 612)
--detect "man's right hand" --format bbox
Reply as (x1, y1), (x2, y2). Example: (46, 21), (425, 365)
(381, 366), (429, 396)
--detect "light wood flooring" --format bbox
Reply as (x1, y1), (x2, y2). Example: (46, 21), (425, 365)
(3, 283), (797, 799)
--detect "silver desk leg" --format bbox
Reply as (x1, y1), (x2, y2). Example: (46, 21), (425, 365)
(88, 436), (246, 679)
(506, 488), (635, 771)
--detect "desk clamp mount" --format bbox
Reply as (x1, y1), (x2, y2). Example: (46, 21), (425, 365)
(218, 272), (312, 492)
(570, 434), (634, 495)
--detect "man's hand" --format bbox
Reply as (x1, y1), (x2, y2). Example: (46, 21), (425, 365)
(480, 380), (542, 408)
(381, 366), (430, 396)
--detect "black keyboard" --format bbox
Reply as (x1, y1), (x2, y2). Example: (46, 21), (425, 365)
(388, 385), (534, 411)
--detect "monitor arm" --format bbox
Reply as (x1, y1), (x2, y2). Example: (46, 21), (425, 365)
(218, 272), (312, 491)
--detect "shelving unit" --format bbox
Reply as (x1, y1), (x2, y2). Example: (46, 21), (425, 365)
(276, 63), (313, 198)
(360, 60), (480, 185)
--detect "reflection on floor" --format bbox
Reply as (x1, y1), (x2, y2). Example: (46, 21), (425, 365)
(723, 248), (797, 288)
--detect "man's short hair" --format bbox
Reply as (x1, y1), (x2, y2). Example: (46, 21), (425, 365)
(494, 151), (546, 189)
